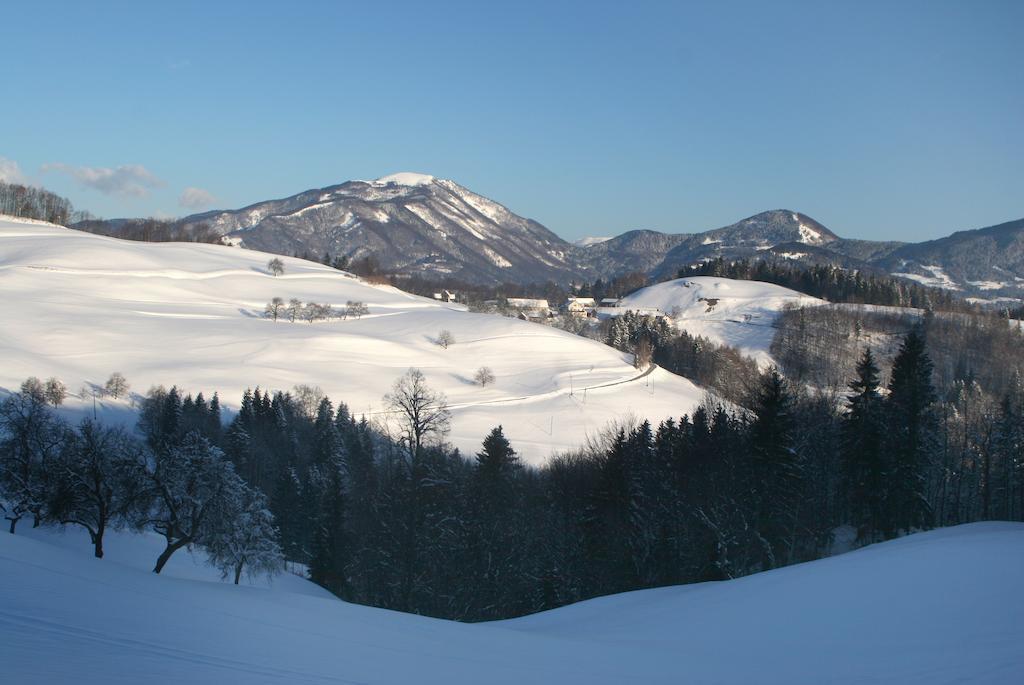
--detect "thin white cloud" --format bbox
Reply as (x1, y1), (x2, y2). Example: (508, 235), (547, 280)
(0, 157), (26, 184)
(42, 162), (163, 197)
(179, 186), (217, 209)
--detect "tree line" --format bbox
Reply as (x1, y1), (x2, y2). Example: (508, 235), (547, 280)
(74, 217), (223, 244)
(0, 181), (75, 225)
(263, 297), (369, 323)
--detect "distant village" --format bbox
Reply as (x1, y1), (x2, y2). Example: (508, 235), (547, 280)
(432, 290), (670, 324)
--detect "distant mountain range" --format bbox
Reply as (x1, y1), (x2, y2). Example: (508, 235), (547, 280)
(80, 173), (1024, 300)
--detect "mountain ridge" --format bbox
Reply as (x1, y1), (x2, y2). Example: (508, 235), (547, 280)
(77, 173), (1024, 299)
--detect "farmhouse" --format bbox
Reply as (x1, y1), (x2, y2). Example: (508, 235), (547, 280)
(506, 297), (550, 315)
(566, 296), (597, 315)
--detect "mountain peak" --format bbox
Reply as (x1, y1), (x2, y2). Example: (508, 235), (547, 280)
(371, 172), (436, 187)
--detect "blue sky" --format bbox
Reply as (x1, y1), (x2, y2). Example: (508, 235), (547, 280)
(2, 0), (1021, 241)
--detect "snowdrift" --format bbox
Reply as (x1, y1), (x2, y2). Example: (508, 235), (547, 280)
(2, 523), (1021, 683)
(618, 276), (823, 366)
(0, 217), (704, 464)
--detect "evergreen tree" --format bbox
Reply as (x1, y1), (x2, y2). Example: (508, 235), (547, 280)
(841, 348), (889, 541)
(992, 374), (1023, 520)
(474, 426), (519, 506)
(312, 398), (341, 466)
(747, 368), (803, 568)
(466, 426), (524, 618)
(885, 328), (937, 533)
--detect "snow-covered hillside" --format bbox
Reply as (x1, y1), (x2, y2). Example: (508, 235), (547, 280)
(618, 276), (824, 366)
(3, 522), (1021, 683)
(0, 216), (703, 464)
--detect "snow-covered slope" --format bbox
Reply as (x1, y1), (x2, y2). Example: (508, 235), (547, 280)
(3, 522), (1021, 683)
(0, 216), (702, 464)
(618, 276), (824, 365)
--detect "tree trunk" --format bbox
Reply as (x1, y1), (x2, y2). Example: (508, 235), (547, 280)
(153, 538), (189, 574)
(93, 521), (105, 559)
(7, 516), (17, 535)
(234, 560), (244, 585)
(982, 446), (991, 520)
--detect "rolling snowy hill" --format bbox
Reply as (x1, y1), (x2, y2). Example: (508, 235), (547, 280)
(3, 522), (1021, 683)
(618, 276), (824, 366)
(0, 216), (703, 464)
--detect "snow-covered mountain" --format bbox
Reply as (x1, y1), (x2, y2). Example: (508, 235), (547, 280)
(4, 521), (1021, 683)
(868, 217), (1024, 301)
(650, 210), (840, 278)
(576, 229), (691, 279)
(179, 173), (579, 285)
(618, 276), (824, 366)
(0, 215), (703, 464)
(80, 174), (1024, 300)
(634, 212), (1024, 301)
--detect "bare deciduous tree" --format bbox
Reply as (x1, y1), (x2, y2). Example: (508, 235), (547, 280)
(345, 301), (369, 319)
(50, 420), (146, 558)
(302, 303), (330, 324)
(20, 377), (46, 403)
(44, 377), (67, 406)
(268, 258), (285, 276)
(287, 298), (302, 323)
(474, 366), (495, 387)
(437, 329), (455, 349)
(105, 372), (129, 399)
(140, 432), (245, 574)
(264, 297), (284, 321)
(292, 384), (325, 420)
(384, 368), (451, 460)
(0, 391), (66, 533)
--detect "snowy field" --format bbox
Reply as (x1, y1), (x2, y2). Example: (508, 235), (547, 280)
(2, 522), (1021, 683)
(618, 277), (824, 366)
(0, 216), (704, 464)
